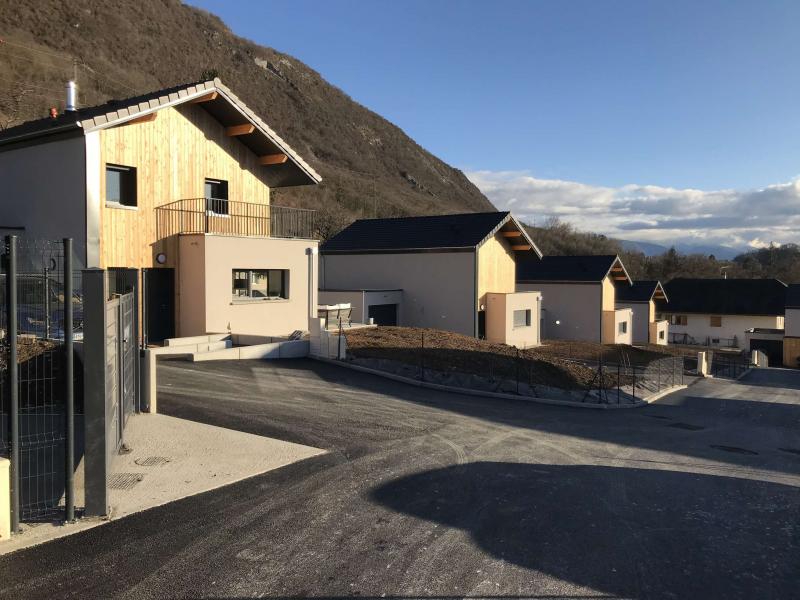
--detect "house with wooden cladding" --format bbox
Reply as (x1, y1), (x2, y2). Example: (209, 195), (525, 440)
(319, 212), (544, 347)
(783, 284), (800, 367)
(516, 254), (634, 344)
(615, 280), (669, 345)
(0, 78), (321, 342)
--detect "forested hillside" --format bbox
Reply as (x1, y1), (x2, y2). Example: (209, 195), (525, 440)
(0, 0), (493, 228)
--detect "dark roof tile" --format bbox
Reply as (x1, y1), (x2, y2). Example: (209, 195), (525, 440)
(656, 278), (787, 316)
(516, 254), (625, 283)
(321, 212), (528, 253)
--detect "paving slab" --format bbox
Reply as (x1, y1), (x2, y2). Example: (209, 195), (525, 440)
(1, 413), (324, 555)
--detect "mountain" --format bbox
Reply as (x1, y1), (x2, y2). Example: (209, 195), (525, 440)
(621, 239), (742, 260)
(0, 0), (494, 233)
(620, 240), (669, 256)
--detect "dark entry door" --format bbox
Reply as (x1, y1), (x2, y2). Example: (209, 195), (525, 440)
(143, 268), (175, 345)
(750, 338), (783, 366)
(367, 303), (398, 326)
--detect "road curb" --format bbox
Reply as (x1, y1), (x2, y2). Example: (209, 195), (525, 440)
(310, 357), (670, 410)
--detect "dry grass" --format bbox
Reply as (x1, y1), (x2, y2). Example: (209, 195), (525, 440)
(344, 327), (637, 390)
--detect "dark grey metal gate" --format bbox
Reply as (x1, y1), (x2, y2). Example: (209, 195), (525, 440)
(0, 236), (78, 529)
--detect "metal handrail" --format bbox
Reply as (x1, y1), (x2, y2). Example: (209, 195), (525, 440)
(156, 198), (316, 240)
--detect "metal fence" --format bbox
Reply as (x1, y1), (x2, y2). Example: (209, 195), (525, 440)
(0, 236), (80, 528)
(708, 351), (751, 379)
(155, 198), (317, 240)
(342, 330), (685, 406)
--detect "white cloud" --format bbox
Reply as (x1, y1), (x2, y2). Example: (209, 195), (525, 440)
(465, 170), (800, 250)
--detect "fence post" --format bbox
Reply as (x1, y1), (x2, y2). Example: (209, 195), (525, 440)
(337, 320), (344, 360)
(516, 348), (520, 395)
(63, 239), (75, 522)
(82, 269), (110, 517)
(44, 266), (51, 340)
(617, 361), (621, 404)
(420, 330), (425, 381)
(5, 235), (19, 533)
(632, 365), (637, 402)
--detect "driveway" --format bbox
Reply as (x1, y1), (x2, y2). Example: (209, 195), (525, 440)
(1, 359), (798, 599)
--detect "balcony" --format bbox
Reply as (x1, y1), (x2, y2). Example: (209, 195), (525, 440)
(156, 198), (316, 240)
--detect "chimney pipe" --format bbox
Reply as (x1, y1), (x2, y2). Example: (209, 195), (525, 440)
(65, 80), (78, 112)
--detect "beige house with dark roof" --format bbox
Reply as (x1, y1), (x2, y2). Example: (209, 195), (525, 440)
(0, 79), (321, 342)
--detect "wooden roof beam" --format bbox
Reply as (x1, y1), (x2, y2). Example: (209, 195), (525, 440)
(226, 124), (255, 137)
(501, 231), (523, 237)
(190, 91), (218, 104)
(512, 244), (532, 251)
(259, 153), (288, 166)
(125, 113), (158, 126)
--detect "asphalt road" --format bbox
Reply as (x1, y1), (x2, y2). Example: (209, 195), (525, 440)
(2, 359), (799, 599)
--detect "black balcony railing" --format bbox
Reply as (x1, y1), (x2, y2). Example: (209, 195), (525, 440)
(155, 198), (316, 240)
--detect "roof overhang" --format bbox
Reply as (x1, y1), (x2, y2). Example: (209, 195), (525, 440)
(83, 80), (320, 188)
(0, 79), (320, 188)
(606, 256), (633, 285)
(479, 213), (543, 258)
(652, 281), (668, 302)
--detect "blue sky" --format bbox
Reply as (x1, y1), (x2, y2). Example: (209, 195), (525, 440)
(189, 0), (800, 249)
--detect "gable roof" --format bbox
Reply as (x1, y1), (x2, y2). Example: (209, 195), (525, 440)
(0, 79), (320, 188)
(321, 212), (542, 256)
(516, 254), (632, 284)
(785, 284), (800, 309)
(657, 278), (787, 316)
(617, 280), (668, 303)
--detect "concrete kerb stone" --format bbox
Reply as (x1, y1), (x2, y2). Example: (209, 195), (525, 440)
(311, 357), (665, 410)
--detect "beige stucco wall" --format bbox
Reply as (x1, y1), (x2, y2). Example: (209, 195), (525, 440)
(0, 135), (88, 266)
(615, 301), (651, 345)
(518, 282), (603, 342)
(320, 251), (476, 336)
(178, 234), (317, 337)
(664, 313), (784, 348)
(485, 291), (541, 348)
(650, 320), (669, 345)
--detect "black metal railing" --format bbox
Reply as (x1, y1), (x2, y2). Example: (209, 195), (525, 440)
(155, 198), (316, 240)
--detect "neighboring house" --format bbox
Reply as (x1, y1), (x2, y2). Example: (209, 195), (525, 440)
(0, 79), (321, 342)
(615, 280), (669, 345)
(319, 212), (544, 347)
(656, 278), (787, 351)
(782, 284), (800, 367)
(516, 254), (634, 344)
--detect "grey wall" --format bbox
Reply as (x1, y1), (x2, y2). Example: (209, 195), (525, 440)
(518, 282), (602, 342)
(0, 135), (88, 267)
(616, 301), (649, 344)
(321, 252), (476, 336)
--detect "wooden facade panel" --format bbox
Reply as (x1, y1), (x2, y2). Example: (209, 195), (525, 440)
(783, 336), (800, 368)
(477, 233), (516, 305)
(99, 104), (272, 269)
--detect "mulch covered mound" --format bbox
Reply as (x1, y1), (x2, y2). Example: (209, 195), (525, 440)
(532, 339), (678, 365)
(0, 337), (58, 371)
(344, 327), (632, 390)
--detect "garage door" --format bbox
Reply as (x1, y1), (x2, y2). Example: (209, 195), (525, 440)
(368, 303), (398, 326)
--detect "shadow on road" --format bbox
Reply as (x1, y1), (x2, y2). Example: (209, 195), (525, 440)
(371, 462), (799, 600)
